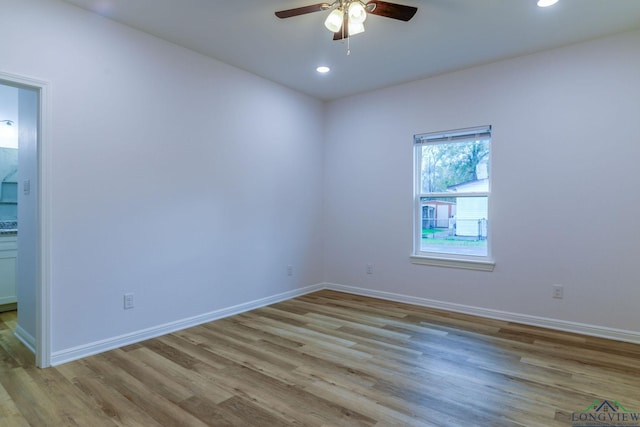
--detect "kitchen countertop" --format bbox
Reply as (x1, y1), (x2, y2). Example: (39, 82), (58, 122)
(0, 221), (17, 235)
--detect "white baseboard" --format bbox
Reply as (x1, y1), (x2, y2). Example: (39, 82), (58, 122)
(14, 324), (36, 354)
(50, 281), (640, 366)
(323, 282), (640, 345)
(50, 283), (324, 366)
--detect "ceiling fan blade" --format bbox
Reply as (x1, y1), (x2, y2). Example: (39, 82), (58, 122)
(367, 0), (417, 21)
(275, 3), (331, 19)
(333, 29), (348, 40)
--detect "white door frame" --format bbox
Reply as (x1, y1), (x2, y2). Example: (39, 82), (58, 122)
(0, 70), (51, 368)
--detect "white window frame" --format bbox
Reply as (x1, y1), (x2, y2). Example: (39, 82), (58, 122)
(410, 125), (495, 271)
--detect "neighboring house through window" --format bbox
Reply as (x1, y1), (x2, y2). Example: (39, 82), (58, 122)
(411, 126), (494, 271)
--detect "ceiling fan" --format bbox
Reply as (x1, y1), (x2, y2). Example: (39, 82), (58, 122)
(275, 1), (418, 40)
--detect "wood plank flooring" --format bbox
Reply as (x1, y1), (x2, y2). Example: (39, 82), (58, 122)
(1, 290), (640, 426)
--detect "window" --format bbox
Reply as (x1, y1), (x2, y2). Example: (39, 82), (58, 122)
(412, 126), (494, 271)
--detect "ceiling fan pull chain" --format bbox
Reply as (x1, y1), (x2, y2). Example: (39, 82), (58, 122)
(346, 6), (350, 56)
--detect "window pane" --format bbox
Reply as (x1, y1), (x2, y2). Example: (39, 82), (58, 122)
(420, 196), (488, 257)
(420, 140), (490, 193)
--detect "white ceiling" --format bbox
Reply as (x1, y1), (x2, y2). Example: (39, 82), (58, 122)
(60, 0), (640, 101)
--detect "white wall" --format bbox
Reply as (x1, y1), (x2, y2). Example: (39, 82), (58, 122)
(3, 0), (640, 362)
(1, 0), (325, 354)
(324, 29), (640, 333)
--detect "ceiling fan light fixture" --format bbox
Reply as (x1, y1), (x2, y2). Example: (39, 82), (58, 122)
(348, 2), (367, 24)
(348, 21), (365, 36)
(324, 8), (344, 32)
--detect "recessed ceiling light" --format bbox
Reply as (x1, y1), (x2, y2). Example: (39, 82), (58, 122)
(537, 0), (559, 7)
(316, 66), (331, 74)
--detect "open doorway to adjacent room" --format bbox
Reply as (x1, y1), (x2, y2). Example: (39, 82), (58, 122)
(0, 74), (49, 367)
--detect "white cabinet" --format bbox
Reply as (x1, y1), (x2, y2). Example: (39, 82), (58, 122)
(0, 234), (17, 309)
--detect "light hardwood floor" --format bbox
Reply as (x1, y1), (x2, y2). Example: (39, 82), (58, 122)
(1, 290), (639, 426)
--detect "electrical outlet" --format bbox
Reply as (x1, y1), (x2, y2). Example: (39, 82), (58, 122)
(552, 285), (564, 299)
(287, 265), (293, 276)
(124, 293), (134, 309)
(366, 263), (373, 274)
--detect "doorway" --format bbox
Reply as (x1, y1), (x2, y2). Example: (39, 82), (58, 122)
(0, 84), (19, 314)
(0, 73), (50, 367)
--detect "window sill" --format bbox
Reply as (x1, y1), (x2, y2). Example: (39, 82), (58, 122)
(410, 255), (495, 271)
